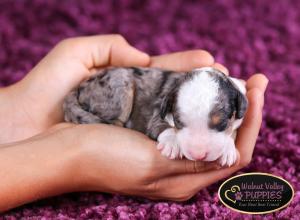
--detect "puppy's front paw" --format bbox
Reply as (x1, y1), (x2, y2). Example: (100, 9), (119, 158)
(219, 140), (237, 167)
(157, 128), (181, 159)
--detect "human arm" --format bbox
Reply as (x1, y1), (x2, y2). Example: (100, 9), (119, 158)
(0, 34), (267, 212)
(0, 73), (267, 212)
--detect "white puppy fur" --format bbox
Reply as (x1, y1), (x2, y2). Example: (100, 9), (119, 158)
(157, 68), (246, 166)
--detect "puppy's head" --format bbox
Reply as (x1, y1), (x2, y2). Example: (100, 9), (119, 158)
(160, 67), (248, 161)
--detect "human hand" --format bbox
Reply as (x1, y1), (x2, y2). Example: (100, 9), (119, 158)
(0, 78), (267, 212)
(32, 75), (267, 202)
(0, 34), (268, 209)
(140, 56), (269, 200)
(0, 35), (216, 143)
(0, 122), (221, 211)
(41, 63), (267, 202)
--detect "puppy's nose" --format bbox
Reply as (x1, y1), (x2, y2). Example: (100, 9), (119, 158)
(188, 149), (207, 160)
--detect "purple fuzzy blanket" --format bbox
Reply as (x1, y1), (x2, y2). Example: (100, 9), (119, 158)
(1, 0), (299, 219)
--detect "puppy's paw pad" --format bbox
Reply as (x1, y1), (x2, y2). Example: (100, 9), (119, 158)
(161, 144), (174, 158)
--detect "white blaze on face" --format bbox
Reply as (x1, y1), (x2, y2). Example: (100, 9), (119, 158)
(176, 70), (221, 160)
(177, 70), (219, 128)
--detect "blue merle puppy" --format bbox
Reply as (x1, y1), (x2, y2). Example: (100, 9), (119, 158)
(63, 67), (248, 166)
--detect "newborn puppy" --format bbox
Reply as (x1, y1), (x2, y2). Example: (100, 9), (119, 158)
(63, 67), (248, 166)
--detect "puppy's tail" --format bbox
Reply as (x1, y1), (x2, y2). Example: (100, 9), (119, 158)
(63, 90), (102, 124)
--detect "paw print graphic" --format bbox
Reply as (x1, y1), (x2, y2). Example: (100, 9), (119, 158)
(235, 192), (243, 201)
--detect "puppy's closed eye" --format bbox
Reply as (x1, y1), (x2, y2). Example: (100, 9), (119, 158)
(209, 107), (229, 132)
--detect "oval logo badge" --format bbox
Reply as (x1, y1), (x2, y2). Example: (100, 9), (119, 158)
(218, 172), (294, 214)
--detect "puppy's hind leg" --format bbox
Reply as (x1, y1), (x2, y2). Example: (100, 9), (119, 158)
(63, 90), (102, 124)
(113, 82), (135, 127)
(74, 70), (136, 126)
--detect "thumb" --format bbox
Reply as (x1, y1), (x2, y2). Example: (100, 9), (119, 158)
(55, 34), (150, 69)
(20, 35), (150, 113)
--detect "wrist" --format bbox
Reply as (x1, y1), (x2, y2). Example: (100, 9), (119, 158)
(0, 82), (45, 143)
(39, 127), (86, 192)
(0, 85), (19, 143)
(0, 128), (83, 211)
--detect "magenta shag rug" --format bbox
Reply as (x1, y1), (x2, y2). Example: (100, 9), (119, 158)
(1, 0), (299, 219)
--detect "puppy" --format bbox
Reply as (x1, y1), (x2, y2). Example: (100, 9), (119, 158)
(63, 67), (248, 166)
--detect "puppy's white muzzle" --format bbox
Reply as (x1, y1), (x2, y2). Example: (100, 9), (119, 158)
(176, 127), (227, 161)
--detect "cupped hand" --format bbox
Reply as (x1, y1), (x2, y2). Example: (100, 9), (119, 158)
(24, 54), (267, 202)
(121, 56), (268, 200)
(38, 123), (222, 200)
(0, 34), (268, 202)
(0, 35), (216, 143)
(104, 74), (268, 201)
(24, 71), (267, 202)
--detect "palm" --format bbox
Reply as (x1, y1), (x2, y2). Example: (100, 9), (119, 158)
(0, 35), (268, 206)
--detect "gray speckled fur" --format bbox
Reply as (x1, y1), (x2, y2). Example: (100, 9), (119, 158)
(63, 67), (184, 139)
(63, 67), (248, 140)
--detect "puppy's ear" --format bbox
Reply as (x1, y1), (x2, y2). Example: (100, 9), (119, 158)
(235, 92), (248, 119)
(160, 75), (186, 119)
(160, 89), (176, 119)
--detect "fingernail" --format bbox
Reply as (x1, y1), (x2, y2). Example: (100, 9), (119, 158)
(262, 75), (269, 93)
(264, 80), (269, 93)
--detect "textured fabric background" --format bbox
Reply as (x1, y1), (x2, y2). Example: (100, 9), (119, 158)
(1, 0), (299, 219)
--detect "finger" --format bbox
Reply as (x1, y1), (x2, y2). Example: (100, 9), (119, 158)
(155, 152), (239, 197)
(164, 159), (221, 175)
(157, 167), (239, 199)
(150, 50), (214, 72)
(21, 35), (150, 114)
(148, 169), (234, 201)
(246, 73), (269, 92)
(235, 88), (263, 158)
(58, 35), (150, 69)
(210, 63), (229, 75)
